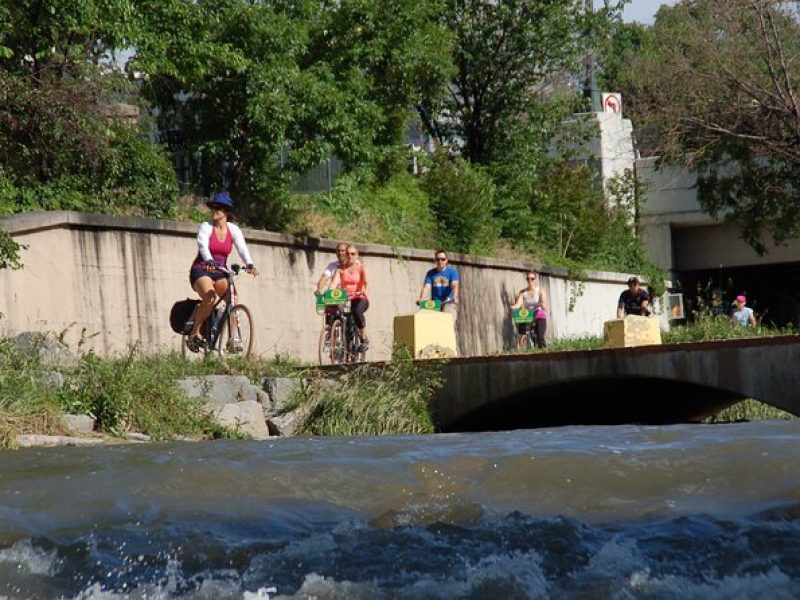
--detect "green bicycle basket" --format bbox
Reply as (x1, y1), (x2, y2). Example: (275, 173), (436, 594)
(513, 307), (535, 324)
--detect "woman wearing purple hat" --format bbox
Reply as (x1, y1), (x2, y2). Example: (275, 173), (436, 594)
(186, 192), (259, 348)
(732, 295), (756, 327)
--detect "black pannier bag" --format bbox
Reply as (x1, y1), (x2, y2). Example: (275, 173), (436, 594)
(169, 299), (200, 334)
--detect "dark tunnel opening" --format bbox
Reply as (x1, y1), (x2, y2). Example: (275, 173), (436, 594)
(437, 376), (749, 432)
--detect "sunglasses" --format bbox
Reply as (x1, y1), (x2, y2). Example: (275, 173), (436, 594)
(347, 251), (358, 255)
(209, 204), (226, 211)
(436, 257), (448, 262)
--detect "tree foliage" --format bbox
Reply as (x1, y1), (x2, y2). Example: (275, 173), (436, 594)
(0, 227), (23, 270)
(621, 0), (800, 251)
(419, 0), (619, 167)
(0, 0), (657, 282)
(596, 20), (651, 94)
(421, 152), (497, 254)
(0, 0), (177, 218)
(133, 0), (452, 228)
(525, 163), (642, 267)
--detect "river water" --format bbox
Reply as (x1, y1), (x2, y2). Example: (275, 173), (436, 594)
(1, 420), (799, 599)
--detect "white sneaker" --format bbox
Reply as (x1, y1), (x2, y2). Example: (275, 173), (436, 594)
(228, 337), (244, 353)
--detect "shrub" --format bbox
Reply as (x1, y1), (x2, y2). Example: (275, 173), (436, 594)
(422, 152), (498, 254)
(298, 171), (438, 248)
(0, 337), (63, 418)
(703, 398), (794, 423)
(57, 349), (232, 439)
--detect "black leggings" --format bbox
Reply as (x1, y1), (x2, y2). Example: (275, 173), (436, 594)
(350, 298), (369, 329)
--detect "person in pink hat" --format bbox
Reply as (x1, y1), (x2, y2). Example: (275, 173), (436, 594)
(732, 295), (756, 327)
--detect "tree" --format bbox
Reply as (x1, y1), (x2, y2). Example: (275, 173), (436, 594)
(417, 0), (619, 167)
(622, 0), (800, 251)
(528, 163), (638, 265)
(596, 20), (651, 94)
(0, 0), (177, 218)
(311, 0), (453, 167)
(0, 0), (137, 78)
(134, 0), (452, 228)
(421, 151), (497, 254)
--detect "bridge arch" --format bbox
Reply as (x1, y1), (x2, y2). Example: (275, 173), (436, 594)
(440, 376), (746, 431)
(432, 336), (800, 431)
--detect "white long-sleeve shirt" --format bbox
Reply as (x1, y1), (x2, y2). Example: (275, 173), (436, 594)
(195, 221), (254, 266)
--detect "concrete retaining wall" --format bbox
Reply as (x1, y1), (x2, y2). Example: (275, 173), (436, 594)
(0, 211), (668, 361)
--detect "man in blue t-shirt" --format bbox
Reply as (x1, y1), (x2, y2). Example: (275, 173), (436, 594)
(418, 250), (460, 319)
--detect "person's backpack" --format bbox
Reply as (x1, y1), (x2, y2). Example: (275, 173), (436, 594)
(169, 299), (200, 334)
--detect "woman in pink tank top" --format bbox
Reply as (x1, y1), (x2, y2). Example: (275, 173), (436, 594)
(186, 193), (260, 349)
(331, 245), (370, 352)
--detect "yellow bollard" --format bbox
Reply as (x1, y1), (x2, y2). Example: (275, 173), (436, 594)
(603, 315), (662, 348)
(393, 311), (458, 358)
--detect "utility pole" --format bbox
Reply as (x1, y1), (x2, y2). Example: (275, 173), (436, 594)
(583, 0), (601, 112)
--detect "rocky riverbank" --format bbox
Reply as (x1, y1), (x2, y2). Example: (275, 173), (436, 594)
(15, 374), (312, 448)
(0, 332), (439, 449)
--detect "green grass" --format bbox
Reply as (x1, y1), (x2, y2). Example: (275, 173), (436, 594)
(55, 350), (229, 440)
(703, 399), (794, 423)
(0, 336), (307, 448)
(0, 337), (68, 446)
(293, 348), (440, 436)
(541, 335), (604, 352)
(56, 348), (310, 440)
(663, 315), (795, 344)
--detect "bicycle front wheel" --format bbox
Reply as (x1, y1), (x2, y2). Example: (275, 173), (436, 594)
(218, 304), (254, 357)
(329, 319), (346, 364)
(318, 322), (333, 365)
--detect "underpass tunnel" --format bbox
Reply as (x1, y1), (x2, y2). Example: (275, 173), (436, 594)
(437, 376), (750, 432)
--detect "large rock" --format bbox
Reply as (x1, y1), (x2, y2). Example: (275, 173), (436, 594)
(63, 414), (95, 435)
(13, 332), (80, 368)
(16, 435), (105, 448)
(267, 405), (312, 437)
(215, 400), (271, 440)
(177, 375), (260, 411)
(177, 375), (271, 439)
(263, 377), (305, 415)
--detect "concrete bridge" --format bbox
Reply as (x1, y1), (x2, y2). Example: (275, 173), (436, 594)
(431, 335), (800, 431)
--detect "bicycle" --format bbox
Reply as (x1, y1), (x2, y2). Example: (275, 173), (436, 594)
(512, 307), (541, 350)
(316, 290), (365, 364)
(182, 264), (255, 358)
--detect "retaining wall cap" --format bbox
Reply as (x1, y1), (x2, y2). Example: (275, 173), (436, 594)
(0, 210), (649, 283)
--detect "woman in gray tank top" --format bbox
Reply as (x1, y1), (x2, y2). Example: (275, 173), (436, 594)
(509, 270), (548, 349)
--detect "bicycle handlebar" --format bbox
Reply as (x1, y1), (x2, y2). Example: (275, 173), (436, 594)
(205, 262), (255, 276)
